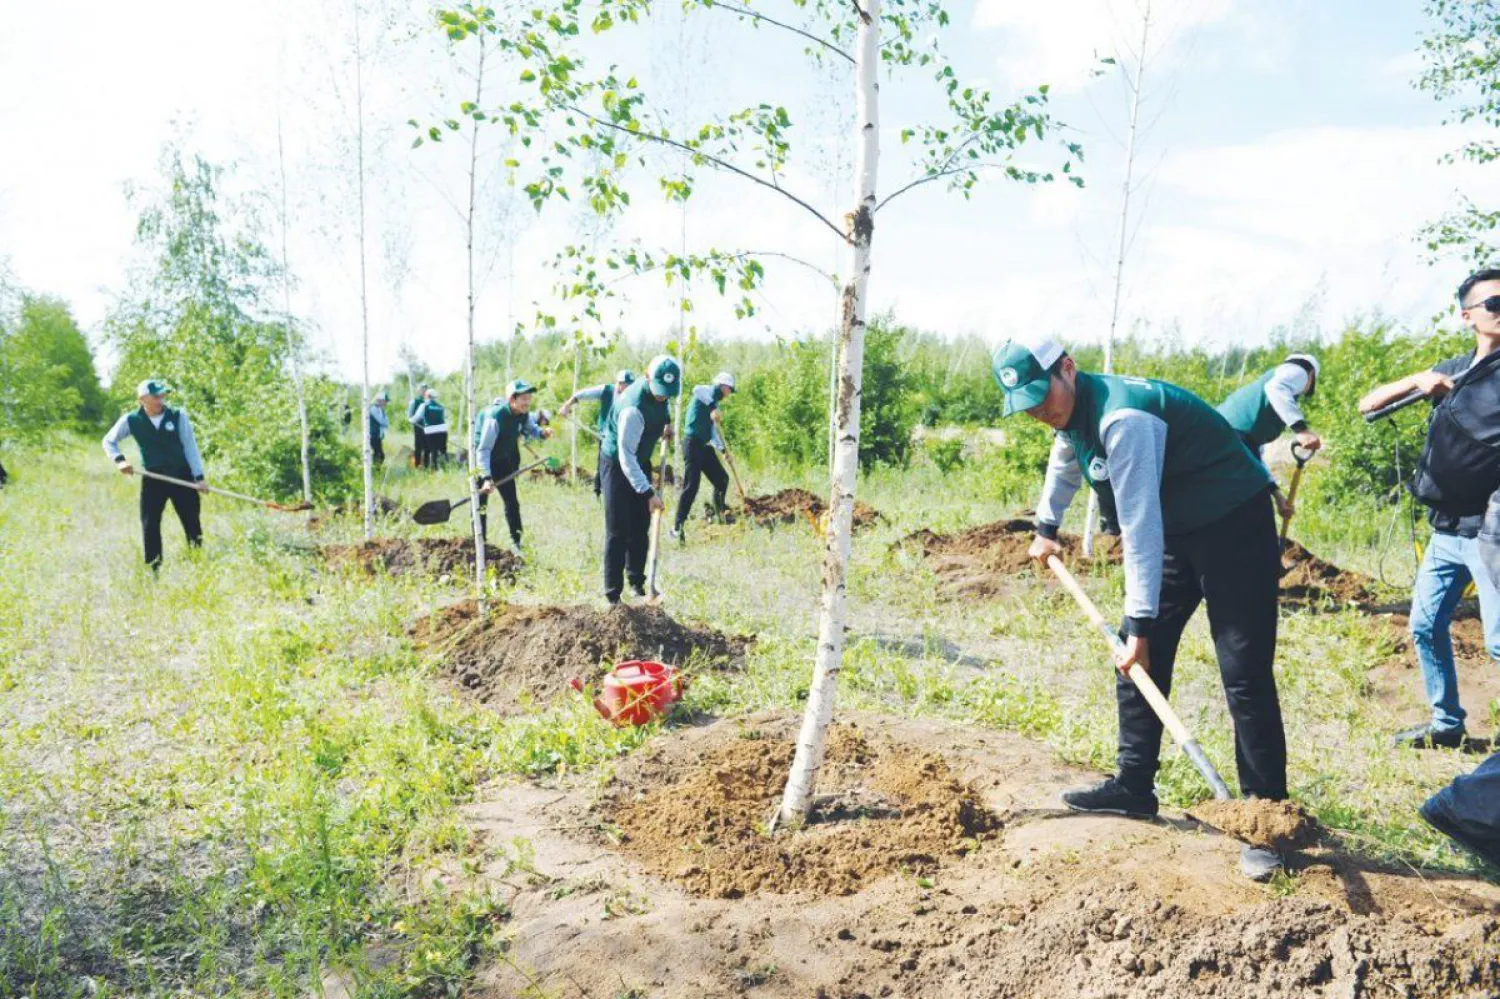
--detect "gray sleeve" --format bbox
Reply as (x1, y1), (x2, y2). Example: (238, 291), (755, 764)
(409, 401), (428, 427)
(1264, 363), (1310, 429)
(574, 384), (608, 403)
(1035, 435), (1083, 533)
(617, 407), (653, 493)
(177, 411), (206, 479)
(477, 418), (499, 478)
(1100, 409), (1167, 623)
(521, 413), (544, 440)
(102, 414), (132, 464)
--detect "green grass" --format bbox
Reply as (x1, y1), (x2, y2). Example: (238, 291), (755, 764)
(0, 439), (1493, 996)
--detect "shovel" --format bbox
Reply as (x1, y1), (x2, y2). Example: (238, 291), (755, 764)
(410, 457), (551, 525)
(644, 448), (670, 602)
(1278, 443), (1314, 549)
(564, 412), (604, 441)
(1046, 555), (1232, 801)
(722, 446), (749, 507)
(134, 470), (313, 512)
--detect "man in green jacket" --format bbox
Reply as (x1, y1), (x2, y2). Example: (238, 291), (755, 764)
(670, 371), (735, 543)
(368, 391), (391, 465)
(475, 380), (551, 554)
(102, 379), (210, 569)
(995, 335), (1289, 882)
(599, 356), (679, 603)
(409, 388), (448, 469)
(1217, 353), (1322, 521)
(408, 384), (429, 467)
(560, 368), (636, 496)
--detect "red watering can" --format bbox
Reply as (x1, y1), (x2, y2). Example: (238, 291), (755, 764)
(569, 660), (686, 727)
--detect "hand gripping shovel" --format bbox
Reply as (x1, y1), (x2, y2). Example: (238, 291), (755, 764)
(135, 470), (313, 512)
(1046, 555), (1232, 801)
(1278, 443), (1314, 549)
(410, 457), (551, 525)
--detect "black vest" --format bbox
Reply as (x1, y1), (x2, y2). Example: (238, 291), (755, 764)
(1410, 348), (1500, 519)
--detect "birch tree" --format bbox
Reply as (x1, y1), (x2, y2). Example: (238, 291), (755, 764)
(437, 0), (1082, 825)
(275, 104), (314, 504)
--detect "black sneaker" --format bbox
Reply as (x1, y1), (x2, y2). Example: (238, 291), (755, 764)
(1060, 777), (1159, 818)
(1393, 723), (1471, 750)
(1420, 797), (1500, 870)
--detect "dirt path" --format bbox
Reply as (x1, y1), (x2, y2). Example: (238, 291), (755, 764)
(464, 712), (1500, 999)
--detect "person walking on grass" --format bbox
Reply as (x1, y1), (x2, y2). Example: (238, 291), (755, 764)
(599, 355), (679, 604)
(1359, 268), (1500, 752)
(475, 380), (552, 556)
(669, 371), (736, 544)
(409, 387), (449, 469)
(560, 368), (636, 496)
(102, 379), (209, 569)
(408, 383), (429, 467)
(368, 391), (390, 466)
(994, 334), (1290, 882)
(1217, 353), (1322, 522)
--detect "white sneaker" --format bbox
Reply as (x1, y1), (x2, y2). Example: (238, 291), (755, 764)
(509, 542), (524, 559)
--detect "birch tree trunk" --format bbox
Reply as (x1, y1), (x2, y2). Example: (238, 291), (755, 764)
(276, 108), (313, 504)
(570, 340), (580, 484)
(466, 37), (489, 603)
(354, 12), (374, 541)
(1084, 0), (1151, 557)
(777, 0), (879, 828)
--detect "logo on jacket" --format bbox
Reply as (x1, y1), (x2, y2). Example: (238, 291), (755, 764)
(164, 421), (175, 432)
(1088, 456), (1109, 481)
(998, 367), (1019, 388)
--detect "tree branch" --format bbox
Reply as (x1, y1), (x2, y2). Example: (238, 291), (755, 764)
(558, 102), (848, 244)
(705, 1), (854, 64)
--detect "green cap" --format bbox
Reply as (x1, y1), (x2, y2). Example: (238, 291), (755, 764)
(992, 337), (1063, 417)
(646, 355), (682, 399)
(136, 378), (172, 398)
(616, 368), (636, 385)
(506, 379), (537, 399)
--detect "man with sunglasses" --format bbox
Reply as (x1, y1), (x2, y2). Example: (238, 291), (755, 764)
(1359, 268), (1500, 751)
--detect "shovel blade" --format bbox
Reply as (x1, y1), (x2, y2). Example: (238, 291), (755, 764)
(411, 499), (453, 525)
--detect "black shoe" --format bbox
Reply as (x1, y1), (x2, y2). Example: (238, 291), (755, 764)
(1393, 723), (1471, 750)
(1060, 777), (1159, 818)
(630, 584), (646, 599)
(1420, 797), (1500, 870)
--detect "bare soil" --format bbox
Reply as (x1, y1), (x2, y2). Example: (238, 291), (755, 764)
(410, 601), (749, 709)
(743, 488), (883, 531)
(897, 518), (1122, 599)
(322, 538), (521, 579)
(465, 712), (1500, 999)
(1280, 541), (1383, 610)
(1188, 798), (1320, 850)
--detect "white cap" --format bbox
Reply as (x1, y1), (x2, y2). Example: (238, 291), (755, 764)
(1285, 353), (1320, 380)
(713, 371), (736, 390)
(1018, 333), (1064, 370)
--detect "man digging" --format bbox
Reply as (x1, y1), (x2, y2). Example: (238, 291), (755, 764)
(670, 371), (736, 544)
(408, 383), (428, 467)
(475, 379), (551, 557)
(409, 388), (449, 469)
(599, 355), (679, 605)
(1359, 267), (1500, 752)
(102, 379), (209, 570)
(560, 368), (635, 497)
(994, 335), (1291, 882)
(1217, 353), (1322, 522)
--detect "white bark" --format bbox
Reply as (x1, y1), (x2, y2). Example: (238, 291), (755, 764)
(777, 0), (879, 828)
(354, 10), (374, 541)
(1084, 0), (1151, 557)
(466, 37), (489, 604)
(276, 105), (313, 503)
(570, 340), (580, 484)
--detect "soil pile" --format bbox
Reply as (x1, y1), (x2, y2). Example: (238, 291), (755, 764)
(1188, 798), (1320, 850)
(322, 538), (521, 579)
(743, 488), (883, 530)
(1280, 541), (1381, 609)
(898, 518), (1122, 598)
(412, 601), (749, 708)
(602, 722), (999, 898)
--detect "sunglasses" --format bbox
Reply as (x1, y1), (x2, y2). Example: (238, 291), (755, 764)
(1465, 294), (1500, 314)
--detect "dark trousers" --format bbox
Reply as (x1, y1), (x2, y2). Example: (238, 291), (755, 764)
(476, 455), (522, 545)
(0, 458), (8, 486)
(593, 441), (604, 496)
(140, 472), (203, 568)
(416, 430), (447, 469)
(675, 437), (729, 530)
(1427, 751), (1500, 857)
(412, 426), (424, 467)
(371, 433), (385, 466)
(602, 458), (651, 601)
(1116, 492), (1288, 801)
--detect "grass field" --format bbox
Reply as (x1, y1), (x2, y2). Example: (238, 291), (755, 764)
(0, 437), (1493, 997)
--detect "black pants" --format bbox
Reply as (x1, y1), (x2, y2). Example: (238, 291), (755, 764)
(676, 437), (729, 530)
(1116, 491), (1287, 801)
(602, 458), (651, 601)
(412, 426), (424, 467)
(476, 455), (522, 545)
(371, 433), (385, 466)
(417, 430), (447, 469)
(0, 458), (8, 486)
(593, 441), (604, 496)
(140, 472), (203, 568)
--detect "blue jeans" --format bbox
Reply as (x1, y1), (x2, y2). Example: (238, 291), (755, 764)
(1410, 532), (1500, 732)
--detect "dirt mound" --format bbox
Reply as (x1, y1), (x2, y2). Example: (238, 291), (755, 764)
(1188, 798), (1320, 850)
(602, 722), (999, 898)
(898, 518), (1122, 598)
(743, 488), (883, 530)
(322, 538), (521, 579)
(1280, 541), (1382, 609)
(411, 601), (749, 708)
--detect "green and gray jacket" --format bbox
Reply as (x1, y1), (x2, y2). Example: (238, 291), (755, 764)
(1216, 362), (1314, 451)
(474, 403), (543, 478)
(683, 384), (727, 449)
(102, 406), (205, 479)
(601, 379), (672, 494)
(1037, 372), (1273, 630)
(572, 383), (624, 435)
(409, 399), (447, 430)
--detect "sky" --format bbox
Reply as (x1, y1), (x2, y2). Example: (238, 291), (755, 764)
(0, 0), (1494, 386)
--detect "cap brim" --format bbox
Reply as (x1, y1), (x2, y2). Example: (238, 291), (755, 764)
(1001, 381), (1050, 417)
(651, 379), (681, 398)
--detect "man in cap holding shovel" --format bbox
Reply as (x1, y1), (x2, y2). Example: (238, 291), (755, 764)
(560, 368), (636, 496)
(475, 379), (552, 555)
(670, 371), (736, 544)
(102, 379), (209, 569)
(1217, 353), (1322, 522)
(995, 335), (1290, 881)
(599, 355), (679, 604)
